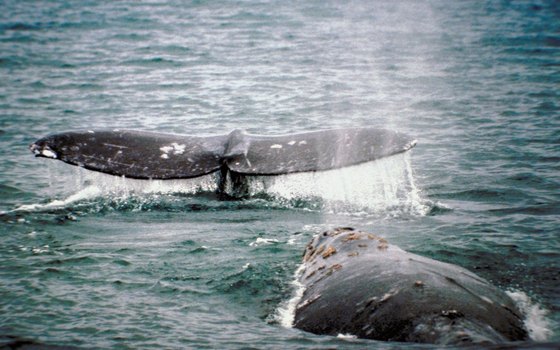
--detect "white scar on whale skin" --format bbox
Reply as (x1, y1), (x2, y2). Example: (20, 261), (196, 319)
(31, 143), (58, 159)
(160, 143), (187, 159)
(40, 148), (57, 159)
(270, 144), (283, 149)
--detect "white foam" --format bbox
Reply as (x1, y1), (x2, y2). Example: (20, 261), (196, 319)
(506, 290), (553, 341)
(249, 237), (279, 247)
(274, 264), (306, 328)
(15, 185), (102, 212)
(31, 245), (50, 254)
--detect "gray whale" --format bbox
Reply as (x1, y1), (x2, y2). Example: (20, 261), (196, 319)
(293, 228), (528, 345)
(29, 128), (415, 196)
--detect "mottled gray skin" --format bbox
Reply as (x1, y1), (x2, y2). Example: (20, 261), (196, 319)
(294, 228), (528, 345)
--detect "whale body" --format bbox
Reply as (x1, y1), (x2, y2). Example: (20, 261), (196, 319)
(30, 128), (416, 195)
(293, 228), (528, 345)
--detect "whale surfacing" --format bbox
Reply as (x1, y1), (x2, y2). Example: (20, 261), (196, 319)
(293, 228), (528, 345)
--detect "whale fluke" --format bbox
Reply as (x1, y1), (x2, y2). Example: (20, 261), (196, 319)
(226, 128), (415, 175)
(30, 128), (416, 181)
(30, 129), (228, 179)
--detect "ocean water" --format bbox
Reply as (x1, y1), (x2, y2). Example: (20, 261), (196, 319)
(0, 0), (559, 348)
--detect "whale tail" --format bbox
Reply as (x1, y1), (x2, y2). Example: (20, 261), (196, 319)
(30, 127), (416, 183)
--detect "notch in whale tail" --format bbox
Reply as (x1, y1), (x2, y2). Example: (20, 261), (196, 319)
(29, 128), (416, 181)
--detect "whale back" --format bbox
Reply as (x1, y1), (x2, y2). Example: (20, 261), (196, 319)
(294, 228), (528, 344)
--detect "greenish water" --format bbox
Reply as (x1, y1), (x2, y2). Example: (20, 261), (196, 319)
(1, 0), (559, 348)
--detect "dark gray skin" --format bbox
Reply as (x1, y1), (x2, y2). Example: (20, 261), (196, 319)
(293, 228), (529, 345)
(29, 128), (415, 197)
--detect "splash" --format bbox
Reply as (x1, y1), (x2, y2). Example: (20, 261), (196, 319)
(18, 152), (429, 216)
(244, 152), (429, 216)
(72, 168), (219, 196)
(12, 167), (218, 213)
(506, 290), (554, 342)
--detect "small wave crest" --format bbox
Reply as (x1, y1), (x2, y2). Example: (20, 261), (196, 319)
(14, 186), (102, 212)
(272, 264), (306, 328)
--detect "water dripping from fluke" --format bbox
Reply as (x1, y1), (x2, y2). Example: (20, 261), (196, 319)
(25, 128), (429, 216)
